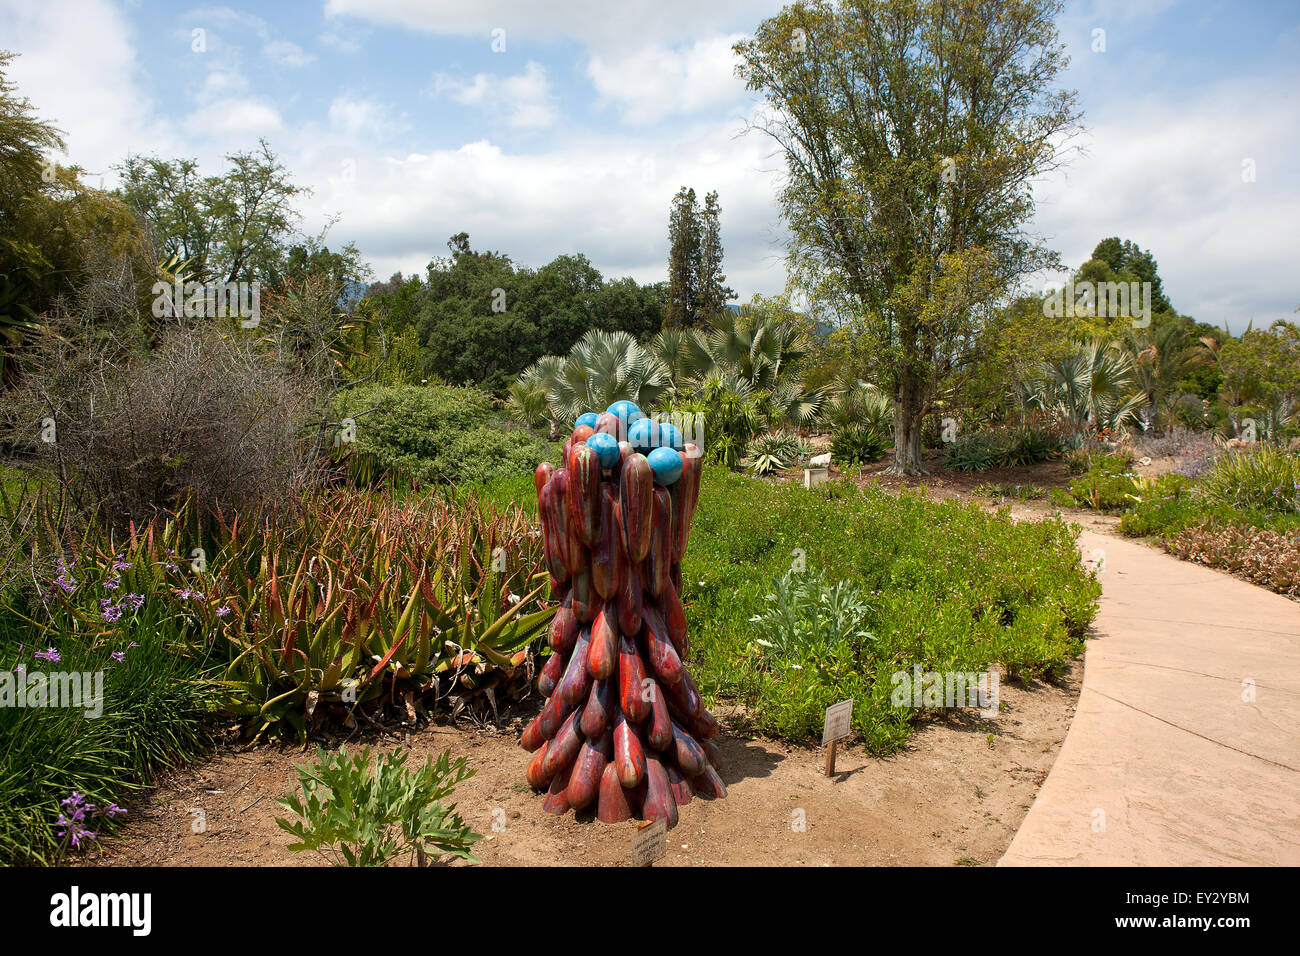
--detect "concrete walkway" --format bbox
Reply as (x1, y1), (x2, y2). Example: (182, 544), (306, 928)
(999, 527), (1300, 866)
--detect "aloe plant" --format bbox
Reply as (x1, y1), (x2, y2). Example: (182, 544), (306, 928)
(211, 490), (555, 740)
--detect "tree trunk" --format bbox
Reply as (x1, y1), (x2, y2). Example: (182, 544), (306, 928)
(884, 379), (928, 476)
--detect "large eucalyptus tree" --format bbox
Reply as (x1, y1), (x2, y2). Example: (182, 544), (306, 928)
(735, 0), (1082, 473)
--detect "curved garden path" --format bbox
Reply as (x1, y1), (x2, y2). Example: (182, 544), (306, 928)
(999, 525), (1300, 865)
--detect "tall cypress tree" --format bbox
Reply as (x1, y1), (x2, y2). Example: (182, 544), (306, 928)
(666, 186), (700, 328)
(696, 190), (735, 322)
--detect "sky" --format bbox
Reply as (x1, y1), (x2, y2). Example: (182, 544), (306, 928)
(2, 0), (1297, 333)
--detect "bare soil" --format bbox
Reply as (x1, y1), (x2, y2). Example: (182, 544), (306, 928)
(81, 661), (1080, 868)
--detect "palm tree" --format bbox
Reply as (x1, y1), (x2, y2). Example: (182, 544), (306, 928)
(699, 308), (805, 393)
(645, 325), (710, 402)
(1121, 321), (1207, 430)
(1025, 339), (1146, 437)
(519, 329), (668, 429)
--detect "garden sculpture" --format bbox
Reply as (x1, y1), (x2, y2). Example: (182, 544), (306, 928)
(521, 401), (726, 829)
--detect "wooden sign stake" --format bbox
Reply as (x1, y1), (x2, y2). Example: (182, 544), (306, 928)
(821, 698), (853, 779)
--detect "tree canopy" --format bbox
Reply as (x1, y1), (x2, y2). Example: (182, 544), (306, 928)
(736, 0), (1082, 472)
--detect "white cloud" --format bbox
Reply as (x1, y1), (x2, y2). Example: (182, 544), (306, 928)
(587, 33), (750, 124)
(319, 30), (362, 54)
(185, 98), (284, 136)
(323, 0), (783, 51)
(292, 118), (786, 297)
(1031, 75), (1300, 332)
(263, 39), (315, 68)
(430, 61), (556, 130)
(0, 0), (174, 179)
(327, 96), (408, 138)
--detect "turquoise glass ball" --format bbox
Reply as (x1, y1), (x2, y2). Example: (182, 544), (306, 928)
(627, 417), (657, 452)
(575, 412), (599, 430)
(658, 422), (684, 450)
(606, 400), (645, 426)
(647, 446), (683, 486)
(585, 432), (621, 469)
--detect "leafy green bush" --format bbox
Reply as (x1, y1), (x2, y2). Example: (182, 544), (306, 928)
(275, 745), (481, 867)
(335, 383), (552, 486)
(684, 472), (1099, 750)
(1117, 473), (1195, 536)
(831, 422), (888, 467)
(748, 569), (875, 661)
(1055, 453), (1139, 512)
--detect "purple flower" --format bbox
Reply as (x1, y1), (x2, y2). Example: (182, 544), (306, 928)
(99, 598), (122, 623)
(179, 588), (205, 602)
(103, 573), (120, 591)
(216, 605), (232, 617)
(110, 651), (125, 663)
(112, 555), (132, 572)
(34, 647), (60, 663)
(103, 804), (126, 817)
(122, 593), (145, 613)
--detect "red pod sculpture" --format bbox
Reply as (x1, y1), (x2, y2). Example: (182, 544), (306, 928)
(521, 416), (720, 830)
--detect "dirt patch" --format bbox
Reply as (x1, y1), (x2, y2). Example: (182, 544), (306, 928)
(771, 447), (1075, 502)
(79, 662), (1080, 868)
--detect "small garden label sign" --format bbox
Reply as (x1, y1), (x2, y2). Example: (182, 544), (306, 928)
(632, 818), (667, 866)
(822, 699), (853, 776)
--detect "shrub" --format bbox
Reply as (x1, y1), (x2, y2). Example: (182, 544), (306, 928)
(1165, 523), (1300, 598)
(1196, 446), (1300, 515)
(275, 745), (480, 867)
(944, 424), (1065, 471)
(748, 569), (875, 661)
(831, 422), (888, 467)
(1117, 473), (1195, 536)
(2, 324), (314, 525)
(1062, 454), (1139, 512)
(335, 383), (551, 487)
(676, 471), (1099, 751)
